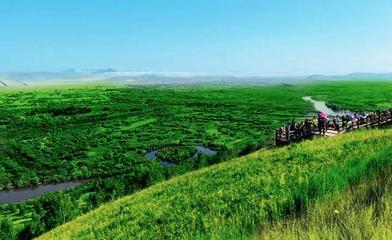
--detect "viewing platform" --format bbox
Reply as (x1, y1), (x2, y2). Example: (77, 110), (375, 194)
(275, 108), (392, 146)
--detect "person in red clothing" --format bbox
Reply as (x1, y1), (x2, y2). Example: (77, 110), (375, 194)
(318, 112), (328, 135)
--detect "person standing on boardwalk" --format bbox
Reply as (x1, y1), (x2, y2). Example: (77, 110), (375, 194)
(334, 115), (341, 133)
(304, 119), (312, 138)
(290, 120), (297, 140)
(318, 112), (328, 135)
(311, 116), (318, 132)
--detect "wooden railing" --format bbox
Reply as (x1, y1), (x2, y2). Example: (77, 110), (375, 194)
(275, 108), (392, 146)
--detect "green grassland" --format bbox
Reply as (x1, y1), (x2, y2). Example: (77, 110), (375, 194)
(259, 167), (392, 240)
(0, 84), (313, 190)
(303, 81), (392, 111)
(1, 81), (392, 239)
(2, 81), (391, 190)
(37, 129), (392, 240)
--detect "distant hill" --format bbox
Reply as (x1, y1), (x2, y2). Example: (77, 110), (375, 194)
(1, 70), (392, 87)
(306, 72), (392, 81)
(38, 129), (392, 239)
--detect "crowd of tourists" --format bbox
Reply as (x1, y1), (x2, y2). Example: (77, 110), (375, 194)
(277, 109), (392, 143)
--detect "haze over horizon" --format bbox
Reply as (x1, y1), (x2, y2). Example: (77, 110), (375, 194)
(1, 0), (392, 75)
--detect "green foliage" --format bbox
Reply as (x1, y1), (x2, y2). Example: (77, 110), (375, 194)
(0, 164), (166, 239)
(303, 81), (392, 111)
(0, 217), (14, 239)
(156, 146), (197, 164)
(37, 129), (392, 240)
(0, 85), (312, 190)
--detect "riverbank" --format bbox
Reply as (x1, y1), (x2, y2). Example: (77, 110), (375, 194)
(0, 181), (83, 204)
(302, 96), (354, 116)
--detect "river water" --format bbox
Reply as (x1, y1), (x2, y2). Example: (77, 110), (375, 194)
(0, 146), (217, 204)
(1, 98), (347, 204)
(302, 96), (354, 116)
(145, 146), (217, 166)
(0, 181), (82, 204)
(0, 98), (348, 205)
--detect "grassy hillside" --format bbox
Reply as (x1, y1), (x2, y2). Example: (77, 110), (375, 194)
(38, 129), (392, 240)
(259, 167), (392, 240)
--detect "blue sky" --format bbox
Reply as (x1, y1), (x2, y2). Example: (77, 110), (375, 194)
(1, 0), (392, 75)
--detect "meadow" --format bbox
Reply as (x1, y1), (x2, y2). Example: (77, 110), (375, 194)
(303, 81), (392, 111)
(2, 82), (391, 190)
(1, 81), (392, 239)
(0, 85), (313, 190)
(37, 129), (392, 239)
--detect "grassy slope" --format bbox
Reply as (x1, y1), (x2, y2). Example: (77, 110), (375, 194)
(259, 168), (392, 240)
(38, 129), (392, 240)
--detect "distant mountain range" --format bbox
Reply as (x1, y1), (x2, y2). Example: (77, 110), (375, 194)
(306, 72), (392, 81)
(1, 70), (391, 87)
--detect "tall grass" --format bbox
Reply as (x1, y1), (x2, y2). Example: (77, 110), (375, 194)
(259, 167), (392, 240)
(38, 129), (392, 240)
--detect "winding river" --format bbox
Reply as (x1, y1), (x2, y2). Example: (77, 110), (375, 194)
(1, 98), (350, 204)
(0, 181), (83, 204)
(0, 97), (353, 204)
(145, 146), (217, 166)
(302, 96), (354, 116)
(3, 99), (342, 204)
(0, 146), (217, 204)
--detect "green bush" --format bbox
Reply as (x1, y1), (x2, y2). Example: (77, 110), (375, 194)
(0, 218), (14, 240)
(156, 146), (197, 164)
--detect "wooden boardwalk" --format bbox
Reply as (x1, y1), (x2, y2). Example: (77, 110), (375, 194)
(275, 108), (392, 146)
